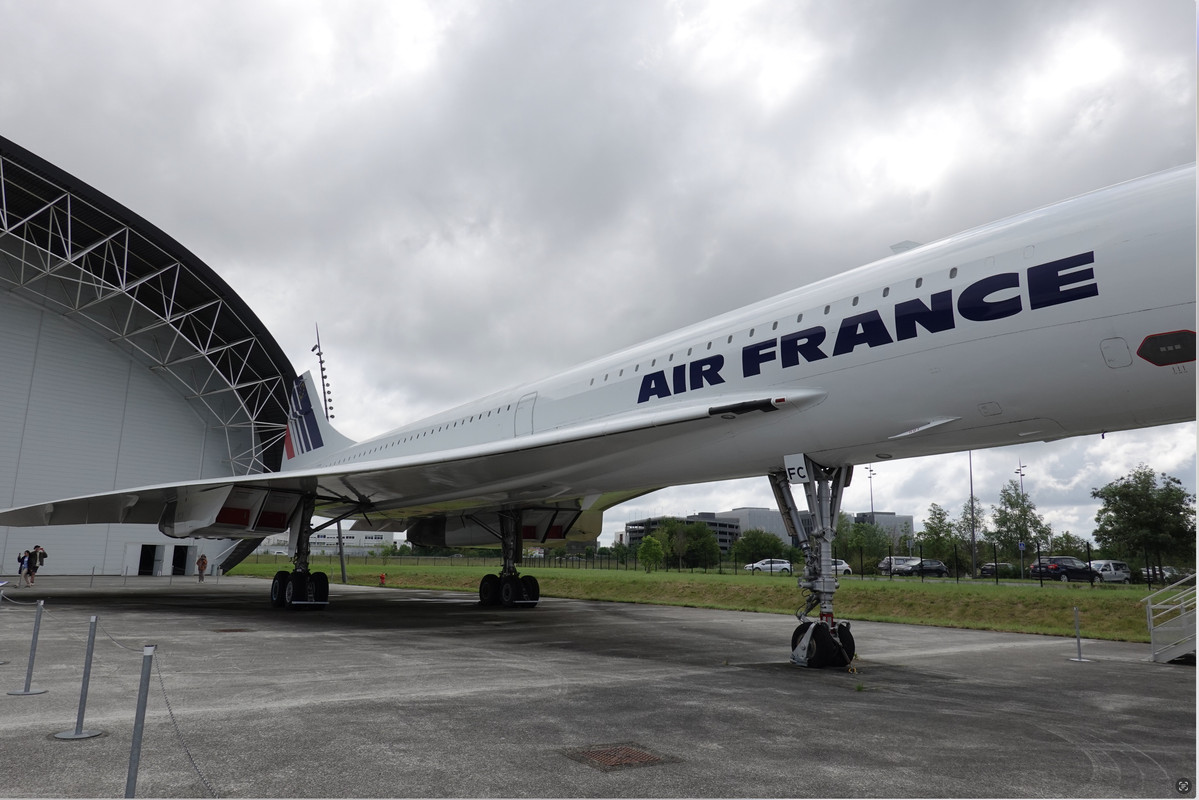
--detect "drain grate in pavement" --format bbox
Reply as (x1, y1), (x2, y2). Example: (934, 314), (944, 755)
(563, 743), (678, 772)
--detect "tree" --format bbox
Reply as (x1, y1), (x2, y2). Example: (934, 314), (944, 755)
(835, 512), (890, 572)
(684, 524), (722, 570)
(918, 503), (956, 563)
(732, 528), (785, 564)
(1051, 531), (1090, 559)
(637, 534), (664, 573)
(665, 519), (690, 571)
(1092, 465), (1196, 566)
(954, 495), (988, 563)
(989, 479), (1052, 561)
(612, 541), (629, 565)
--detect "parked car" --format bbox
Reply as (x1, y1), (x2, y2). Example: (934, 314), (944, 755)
(831, 559), (852, 576)
(1029, 556), (1098, 582)
(1144, 565), (1181, 583)
(744, 558), (793, 574)
(878, 556), (920, 575)
(1091, 559), (1131, 583)
(894, 558), (949, 577)
(978, 562), (1014, 578)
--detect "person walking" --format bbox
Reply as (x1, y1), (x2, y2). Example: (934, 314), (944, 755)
(16, 550), (30, 588)
(196, 553), (208, 583)
(26, 545), (46, 585)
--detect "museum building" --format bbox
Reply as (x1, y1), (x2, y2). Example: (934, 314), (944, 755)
(0, 135), (295, 578)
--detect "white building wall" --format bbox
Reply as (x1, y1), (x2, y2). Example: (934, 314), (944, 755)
(0, 292), (246, 577)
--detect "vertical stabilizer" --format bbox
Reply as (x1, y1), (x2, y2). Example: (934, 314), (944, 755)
(280, 371), (356, 471)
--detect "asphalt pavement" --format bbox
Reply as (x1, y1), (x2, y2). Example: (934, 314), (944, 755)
(0, 575), (1192, 798)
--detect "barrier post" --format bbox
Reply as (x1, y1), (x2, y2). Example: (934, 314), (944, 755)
(56, 615), (102, 739)
(125, 645), (156, 798)
(1069, 607), (1090, 663)
(8, 599), (48, 695)
(0, 590), (7, 664)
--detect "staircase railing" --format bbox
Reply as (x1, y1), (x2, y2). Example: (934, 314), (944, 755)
(1143, 573), (1196, 663)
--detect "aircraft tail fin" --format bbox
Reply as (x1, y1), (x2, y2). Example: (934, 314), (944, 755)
(280, 371), (355, 471)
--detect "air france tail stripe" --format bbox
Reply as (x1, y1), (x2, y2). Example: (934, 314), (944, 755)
(286, 378), (324, 457)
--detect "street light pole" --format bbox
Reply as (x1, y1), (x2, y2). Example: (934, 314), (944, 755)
(1015, 461), (1027, 576)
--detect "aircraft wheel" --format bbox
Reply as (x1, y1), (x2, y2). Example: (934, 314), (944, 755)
(520, 575), (540, 604)
(836, 621), (856, 662)
(791, 621), (813, 654)
(500, 576), (520, 607)
(270, 571), (290, 607)
(311, 572), (330, 603)
(479, 574), (501, 605)
(285, 573), (308, 608)
(809, 621), (841, 668)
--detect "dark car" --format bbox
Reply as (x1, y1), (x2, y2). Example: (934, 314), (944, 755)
(1029, 556), (1098, 582)
(894, 558), (949, 577)
(978, 562), (1014, 578)
(877, 556), (920, 575)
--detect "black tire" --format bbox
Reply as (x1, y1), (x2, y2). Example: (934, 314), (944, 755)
(479, 574), (501, 605)
(1060, 574), (1070, 583)
(791, 621), (813, 654)
(836, 621), (856, 662)
(500, 576), (520, 607)
(285, 573), (308, 608)
(809, 621), (844, 669)
(752, 567), (761, 573)
(311, 572), (329, 603)
(781, 568), (791, 575)
(520, 575), (540, 604)
(842, 569), (851, 576)
(270, 571), (290, 607)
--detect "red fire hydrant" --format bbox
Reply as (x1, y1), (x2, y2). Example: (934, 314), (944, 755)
(378, 573), (387, 586)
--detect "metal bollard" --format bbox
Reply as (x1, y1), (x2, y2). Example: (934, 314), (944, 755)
(56, 615), (102, 739)
(1069, 606), (1090, 662)
(125, 645), (156, 798)
(0, 589), (8, 664)
(8, 599), (48, 695)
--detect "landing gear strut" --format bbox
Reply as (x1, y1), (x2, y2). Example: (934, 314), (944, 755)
(270, 494), (331, 610)
(477, 509), (539, 608)
(769, 455), (856, 669)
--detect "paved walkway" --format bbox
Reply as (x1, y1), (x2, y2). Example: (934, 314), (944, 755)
(0, 576), (1192, 797)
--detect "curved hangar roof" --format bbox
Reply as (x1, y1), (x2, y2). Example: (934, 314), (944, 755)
(0, 134), (295, 474)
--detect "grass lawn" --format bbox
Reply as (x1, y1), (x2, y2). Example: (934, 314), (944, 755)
(230, 556), (1155, 642)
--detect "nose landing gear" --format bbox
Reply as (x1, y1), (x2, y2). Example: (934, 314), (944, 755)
(769, 455), (857, 670)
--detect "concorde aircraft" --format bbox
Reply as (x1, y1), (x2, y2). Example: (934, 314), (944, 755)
(1, 163), (1194, 668)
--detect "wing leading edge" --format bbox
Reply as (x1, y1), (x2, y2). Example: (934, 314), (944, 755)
(0, 389), (825, 543)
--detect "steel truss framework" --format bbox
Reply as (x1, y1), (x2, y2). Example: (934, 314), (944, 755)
(0, 137), (294, 475)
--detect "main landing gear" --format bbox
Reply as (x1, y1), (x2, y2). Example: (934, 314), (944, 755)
(769, 455), (856, 670)
(476, 509), (540, 608)
(270, 495), (331, 610)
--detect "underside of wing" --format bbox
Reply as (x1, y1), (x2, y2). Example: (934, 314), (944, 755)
(0, 389), (826, 545)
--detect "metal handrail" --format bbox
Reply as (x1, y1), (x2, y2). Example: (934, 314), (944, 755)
(1142, 574), (1195, 662)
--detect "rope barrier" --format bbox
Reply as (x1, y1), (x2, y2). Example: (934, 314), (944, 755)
(1, 594), (221, 797)
(155, 655), (220, 798)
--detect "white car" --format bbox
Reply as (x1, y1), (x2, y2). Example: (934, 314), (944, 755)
(744, 558), (793, 574)
(1091, 559), (1131, 583)
(831, 559), (853, 575)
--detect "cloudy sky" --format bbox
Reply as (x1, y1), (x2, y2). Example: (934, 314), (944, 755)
(1, 0), (1194, 545)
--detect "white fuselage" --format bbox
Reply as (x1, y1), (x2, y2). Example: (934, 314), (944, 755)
(305, 165), (1195, 499)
